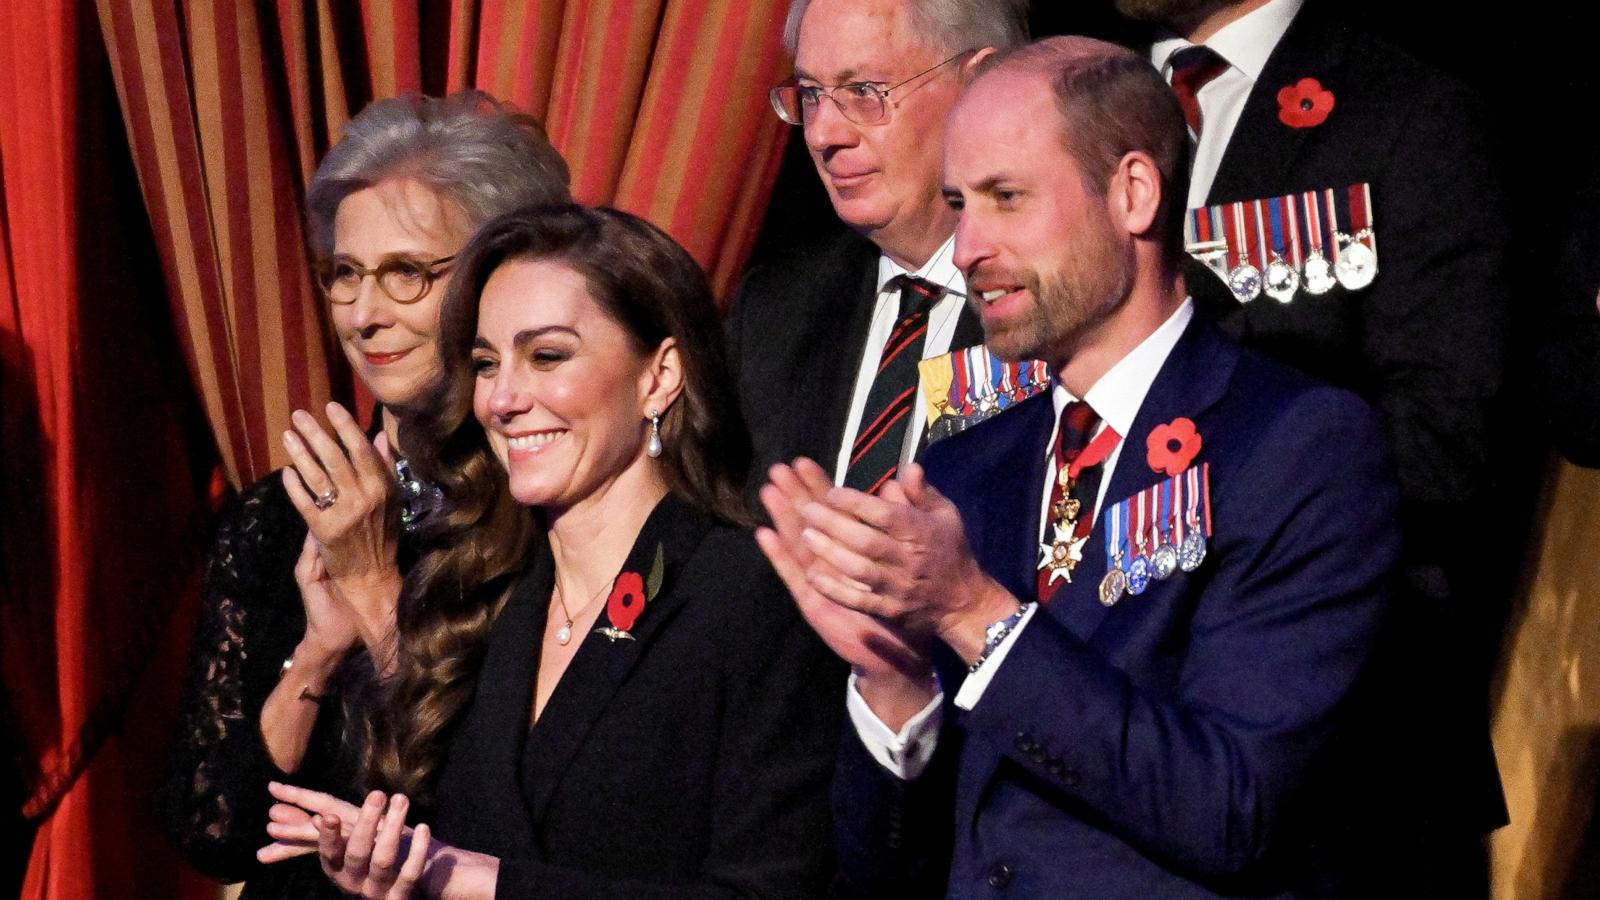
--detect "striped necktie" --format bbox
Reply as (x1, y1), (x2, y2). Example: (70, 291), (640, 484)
(844, 275), (944, 494)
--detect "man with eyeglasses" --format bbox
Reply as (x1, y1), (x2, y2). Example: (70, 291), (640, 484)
(725, 0), (1028, 497)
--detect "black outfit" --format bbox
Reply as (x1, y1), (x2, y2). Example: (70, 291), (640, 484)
(1168, 0), (1510, 860)
(1538, 163), (1600, 467)
(725, 227), (983, 487)
(432, 494), (845, 899)
(159, 475), (356, 899)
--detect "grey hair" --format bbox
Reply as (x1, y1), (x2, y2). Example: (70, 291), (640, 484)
(782, 0), (1030, 57)
(306, 89), (571, 255)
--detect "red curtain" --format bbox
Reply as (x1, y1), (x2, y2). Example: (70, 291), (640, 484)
(0, 3), (216, 899)
(4, 1), (794, 897)
(99, 0), (794, 490)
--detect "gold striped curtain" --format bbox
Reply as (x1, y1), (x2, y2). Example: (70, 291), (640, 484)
(97, 0), (793, 489)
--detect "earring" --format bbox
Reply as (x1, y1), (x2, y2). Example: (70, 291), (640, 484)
(646, 408), (662, 458)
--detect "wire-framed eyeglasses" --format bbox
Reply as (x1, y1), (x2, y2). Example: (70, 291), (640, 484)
(770, 50), (973, 126)
(314, 254), (456, 305)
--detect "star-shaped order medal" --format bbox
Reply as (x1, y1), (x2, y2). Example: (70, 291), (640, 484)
(1038, 464), (1087, 585)
(1039, 521), (1087, 586)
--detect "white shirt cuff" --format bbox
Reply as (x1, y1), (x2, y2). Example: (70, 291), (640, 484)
(845, 672), (944, 781)
(953, 602), (1039, 711)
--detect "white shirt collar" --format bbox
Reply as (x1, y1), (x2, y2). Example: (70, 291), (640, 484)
(876, 235), (966, 297)
(1150, 0), (1304, 82)
(1052, 299), (1195, 441)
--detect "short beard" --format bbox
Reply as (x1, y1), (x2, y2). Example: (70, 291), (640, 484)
(979, 221), (1133, 368)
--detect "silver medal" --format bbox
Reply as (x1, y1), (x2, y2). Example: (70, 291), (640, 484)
(1151, 542), (1180, 580)
(1334, 235), (1377, 290)
(1263, 256), (1300, 304)
(1302, 249), (1337, 294)
(1227, 263), (1262, 303)
(1179, 531), (1207, 572)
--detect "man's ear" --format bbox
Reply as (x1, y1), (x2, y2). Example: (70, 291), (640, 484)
(1109, 150), (1163, 238)
(638, 337), (685, 416)
(959, 46), (999, 83)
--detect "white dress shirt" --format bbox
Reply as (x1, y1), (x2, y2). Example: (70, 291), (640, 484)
(847, 300), (1196, 779)
(1150, 0), (1303, 208)
(832, 236), (968, 484)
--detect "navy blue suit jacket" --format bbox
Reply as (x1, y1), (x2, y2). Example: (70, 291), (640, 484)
(835, 316), (1404, 898)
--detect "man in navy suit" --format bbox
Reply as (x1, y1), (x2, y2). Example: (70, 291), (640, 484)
(758, 36), (1404, 897)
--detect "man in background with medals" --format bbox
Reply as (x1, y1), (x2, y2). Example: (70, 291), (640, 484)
(759, 35), (1411, 898)
(1116, 0), (1511, 892)
(726, 0), (1032, 497)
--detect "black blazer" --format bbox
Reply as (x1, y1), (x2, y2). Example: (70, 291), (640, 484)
(725, 226), (984, 487)
(1158, 2), (1509, 834)
(1184, 2), (1509, 580)
(431, 495), (845, 899)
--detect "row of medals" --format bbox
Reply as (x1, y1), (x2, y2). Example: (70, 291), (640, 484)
(1049, 469), (1210, 608)
(1098, 525), (1207, 608)
(929, 381), (1034, 440)
(1197, 227), (1377, 304)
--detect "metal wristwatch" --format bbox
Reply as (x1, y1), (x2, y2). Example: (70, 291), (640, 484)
(970, 602), (1034, 673)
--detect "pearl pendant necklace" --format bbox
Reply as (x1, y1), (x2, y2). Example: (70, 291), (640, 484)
(552, 576), (612, 646)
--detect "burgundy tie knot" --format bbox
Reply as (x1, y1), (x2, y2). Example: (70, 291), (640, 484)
(1168, 44), (1230, 137)
(1056, 400), (1101, 464)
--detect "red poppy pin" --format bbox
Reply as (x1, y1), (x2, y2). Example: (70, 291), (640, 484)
(1277, 77), (1334, 128)
(594, 545), (665, 642)
(1146, 417), (1203, 476)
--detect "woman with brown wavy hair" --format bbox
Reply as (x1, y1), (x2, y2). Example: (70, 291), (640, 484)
(262, 205), (843, 899)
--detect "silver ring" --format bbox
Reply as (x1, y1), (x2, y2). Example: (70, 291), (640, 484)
(313, 487), (339, 510)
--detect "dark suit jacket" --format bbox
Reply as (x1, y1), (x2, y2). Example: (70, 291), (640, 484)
(432, 495), (845, 899)
(725, 227), (984, 487)
(836, 316), (1405, 898)
(1172, 1), (1510, 833)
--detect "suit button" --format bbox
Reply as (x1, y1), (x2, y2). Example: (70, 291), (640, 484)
(987, 863), (1014, 889)
(1028, 747), (1049, 764)
(1046, 761), (1066, 778)
(1014, 733), (1037, 754)
(1062, 769), (1082, 788)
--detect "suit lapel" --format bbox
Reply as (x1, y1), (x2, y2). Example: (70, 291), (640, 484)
(519, 495), (713, 825)
(1048, 317), (1237, 640)
(811, 236), (883, 466)
(436, 544), (552, 858)
(950, 301), (985, 352)
(1207, 6), (1348, 203)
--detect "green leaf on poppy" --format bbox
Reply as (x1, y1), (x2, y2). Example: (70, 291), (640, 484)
(646, 543), (665, 599)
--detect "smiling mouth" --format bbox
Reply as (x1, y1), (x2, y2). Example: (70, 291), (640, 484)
(977, 287), (1022, 304)
(362, 349), (412, 366)
(505, 431), (563, 452)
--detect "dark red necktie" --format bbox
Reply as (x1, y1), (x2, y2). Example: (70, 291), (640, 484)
(1038, 401), (1103, 603)
(1169, 45), (1230, 137)
(844, 275), (944, 495)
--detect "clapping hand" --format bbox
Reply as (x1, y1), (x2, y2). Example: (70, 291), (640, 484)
(280, 402), (404, 655)
(261, 783), (431, 899)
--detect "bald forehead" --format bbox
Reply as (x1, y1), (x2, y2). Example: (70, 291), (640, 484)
(950, 67), (1054, 139)
(982, 35), (1139, 88)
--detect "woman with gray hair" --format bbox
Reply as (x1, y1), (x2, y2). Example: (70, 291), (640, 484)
(160, 89), (569, 900)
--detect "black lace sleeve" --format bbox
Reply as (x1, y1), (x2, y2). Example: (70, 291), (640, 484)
(158, 473), (357, 888)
